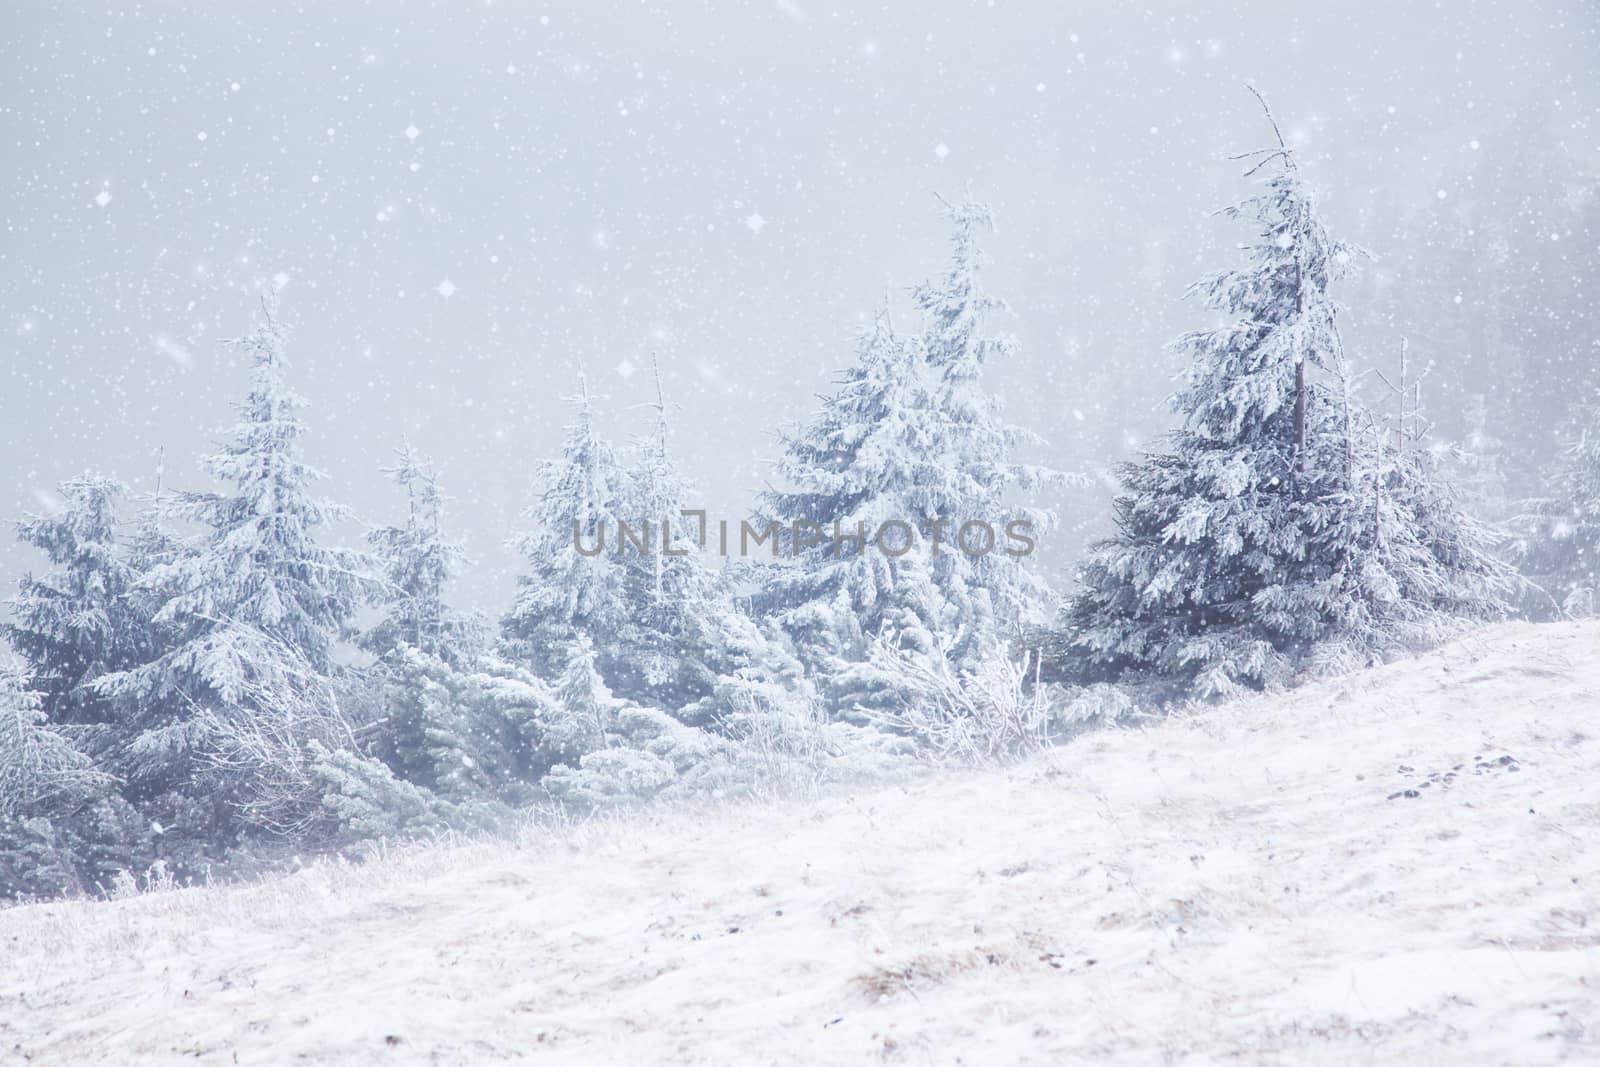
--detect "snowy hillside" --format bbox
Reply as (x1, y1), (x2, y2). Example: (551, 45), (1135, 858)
(3, 620), (1597, 1065)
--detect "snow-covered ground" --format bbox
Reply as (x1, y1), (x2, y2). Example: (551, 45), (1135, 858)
(3, 620), (1597, 1065)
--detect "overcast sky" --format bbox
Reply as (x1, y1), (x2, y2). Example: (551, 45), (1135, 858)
(4, 1), (1597, 614)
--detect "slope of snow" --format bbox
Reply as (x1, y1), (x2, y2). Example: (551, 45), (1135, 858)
(3, 621), (1598, 1065)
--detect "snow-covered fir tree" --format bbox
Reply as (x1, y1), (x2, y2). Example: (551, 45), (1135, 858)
(1318, 342), (1513, 670)
(0, 661), (144, 899)
(0, 663), (106, 826)
(359, 442), (511, 804)
(502, 367), (787, 720)
(605, 357), (729, 710)
(546, 634), (618, 758)
(756, 202), (1061, 717)
(1509, 399), (1600, 616)
(756, 305), (949, 677)
(910, 195), (1059, 647)
(94, 294), (365, 834)
(1448, 393), (1512, 527)
(1059, 91), (1509, 697)
(361, 649), (538, 807)
(5, 476), (151, 731)
(502, 376), (630, 681)
(364, 442), (481, 666)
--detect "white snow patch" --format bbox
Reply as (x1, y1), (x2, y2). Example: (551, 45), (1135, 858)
(2, 621), (1598, 1063)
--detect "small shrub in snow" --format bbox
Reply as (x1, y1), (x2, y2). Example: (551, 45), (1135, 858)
(856, 634), (1055, 765)
(544, 703), (734, 808)
(1055, 683), (1140, 728)
(307, 742), (463, 844)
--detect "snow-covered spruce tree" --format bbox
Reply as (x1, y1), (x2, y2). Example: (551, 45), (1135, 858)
(1059, 90), (1508, 698)
(363, 443), (482, 667)
(541, 634), (745, 808)
(1304, 342), (1513, 674)
(544, 634), (619, 759)
(524, 362), (867, 797)
(910, 195), (1060, 649)
(1509, 400), (1600, 616)
(0, 662), (145, 900)
(755, 202), (1061, 724)
(93, 294), (365, 846)
(367, 649), (536, 807)
(1447, 393), (1512, 529)
(756, 305), (950, 680)
(5, 476), (153, 732)
(502, 376), (630, 681)
(501, 367), (798, 725)
(606, 357), (730, 711)
(358, 442), (518, 810)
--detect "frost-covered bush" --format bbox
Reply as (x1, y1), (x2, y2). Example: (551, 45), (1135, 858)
(543, 703), (734, 808)
(306, 742), (462, 845)
(708, 670), (910, 799)
(853, 633), (1056, 765)
(1055, 683), (1141, 728)
(541, 660), (910, 811)
(195, 641), (367, 839)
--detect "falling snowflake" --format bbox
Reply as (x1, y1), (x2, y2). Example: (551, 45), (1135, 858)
(616, 358), (636, 379)
(934, 142), (949, 160)
(744, 213), (766, 235)
(94, 189), (112, 207)
(272, 271), (291, 290)
(154, 334), (194, 369)
(405, 124), (420, 141)
(436, 279), (457, 298)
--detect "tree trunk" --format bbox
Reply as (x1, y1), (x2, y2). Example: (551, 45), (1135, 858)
(1293, 359), (1306, 468)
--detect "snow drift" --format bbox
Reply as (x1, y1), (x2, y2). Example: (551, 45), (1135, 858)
(2, 620), (1597, 1065)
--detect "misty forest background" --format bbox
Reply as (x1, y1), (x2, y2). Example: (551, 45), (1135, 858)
(2, 2), (1598, 899)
